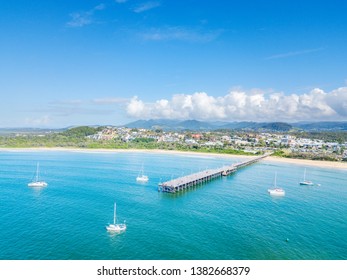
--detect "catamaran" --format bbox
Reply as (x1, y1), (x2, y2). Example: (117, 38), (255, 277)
(28, 163), (48, 187)
(300, 168), (313, 185)
(136, 165), (148, 182)
(106, 202), (126, 233)
(268, 172), (285, 196)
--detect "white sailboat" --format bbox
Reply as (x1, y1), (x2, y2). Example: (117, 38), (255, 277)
(106, 202), (126, 232)
(28, 163), (48, 187)
(300, 168), (313, 185)
(268, 172), (285, 196)
(136, 165), (148, 182)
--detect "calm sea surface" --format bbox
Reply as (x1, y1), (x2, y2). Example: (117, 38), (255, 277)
(0, 150), (346, 260)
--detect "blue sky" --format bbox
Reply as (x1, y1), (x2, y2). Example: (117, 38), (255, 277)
(1, 0), (347, 127)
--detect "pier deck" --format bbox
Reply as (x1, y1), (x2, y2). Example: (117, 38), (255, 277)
(159, 154), (270, 193)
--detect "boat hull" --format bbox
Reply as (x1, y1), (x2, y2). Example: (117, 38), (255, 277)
(268, 188), (285, 196)
(28, 181), (48, 187)
(136, 176), (148, 182)
(106, 224), (126, 232)
(300, 181), (314, 186)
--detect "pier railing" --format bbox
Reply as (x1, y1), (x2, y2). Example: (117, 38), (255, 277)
(158, 153), (271, 193)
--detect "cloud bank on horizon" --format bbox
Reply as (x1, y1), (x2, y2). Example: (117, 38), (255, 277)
(126, 87), (347, 122)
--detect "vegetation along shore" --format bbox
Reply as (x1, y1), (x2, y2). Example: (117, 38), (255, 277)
(0, 125), (346, 169)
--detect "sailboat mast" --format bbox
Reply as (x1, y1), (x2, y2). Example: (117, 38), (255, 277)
(274, 172), (277, 187)
(36, 163), (40, 182)
(304, 168), (306, 181)
(114, 203), (116, 224)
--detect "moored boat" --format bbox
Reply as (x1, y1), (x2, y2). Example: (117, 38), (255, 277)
(268, 172), (285, 196)
(136, 165), (149, 182)
(28, 163), (48, 187)
(300, 168), (313, 185)
(106, 202), (126, 233)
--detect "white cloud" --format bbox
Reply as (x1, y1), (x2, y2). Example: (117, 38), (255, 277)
(25, 115), (52, 126)
(126, 96), (147, 118)
(46, 99), (115, 117)
(67, 4), (106, 27)
(92, 97), (129, 104)
(140, 26), (222, 43)
(265, 47), (324, 60)
(94, 4), (106, 10)
(67, 13), (92, 27)
(115, 0), (128, 3)
(325, 87), (347, 117)
(133, 1), (161, 13)
(50, 99), (84, 106)
(126, 87), (347, 122)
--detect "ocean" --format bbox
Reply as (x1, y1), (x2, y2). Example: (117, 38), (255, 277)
(0, 150), (346, 260)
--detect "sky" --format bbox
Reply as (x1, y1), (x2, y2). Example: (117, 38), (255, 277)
(1, 0), (347, 128)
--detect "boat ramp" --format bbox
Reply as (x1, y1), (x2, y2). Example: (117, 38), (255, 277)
(158, 154), (270, 193)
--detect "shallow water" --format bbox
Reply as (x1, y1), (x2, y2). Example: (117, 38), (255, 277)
(0, 151), (346, 260)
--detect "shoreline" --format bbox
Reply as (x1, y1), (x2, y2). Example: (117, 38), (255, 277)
(0, 147), (346, 170)
(263, 156), (347, 170)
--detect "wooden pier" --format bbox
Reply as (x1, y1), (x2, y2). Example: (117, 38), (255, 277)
(158, 154), (270, 193)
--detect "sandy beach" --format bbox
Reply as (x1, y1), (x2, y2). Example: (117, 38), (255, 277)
(0, 147), (346, 170)
(263, 156), (347, 170)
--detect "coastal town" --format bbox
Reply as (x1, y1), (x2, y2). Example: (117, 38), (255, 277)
(1, 124), (346, 162)
(86, 126), (347, 162)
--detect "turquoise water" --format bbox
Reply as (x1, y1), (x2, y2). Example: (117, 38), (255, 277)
(0, 150), (346, 260)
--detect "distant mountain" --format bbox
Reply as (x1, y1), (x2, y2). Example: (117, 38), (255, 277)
(176, 120), (216, 130)
(125, 119), (293, 131)
(260, 122), (293, 131)
(124, 119), (347, 132)
(125, 119), (215, 130)
(293, 122), (347, 131)
(219, 122), (292, 131)
(219, 122), (260, 130)
(125, 119), (179, 130)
